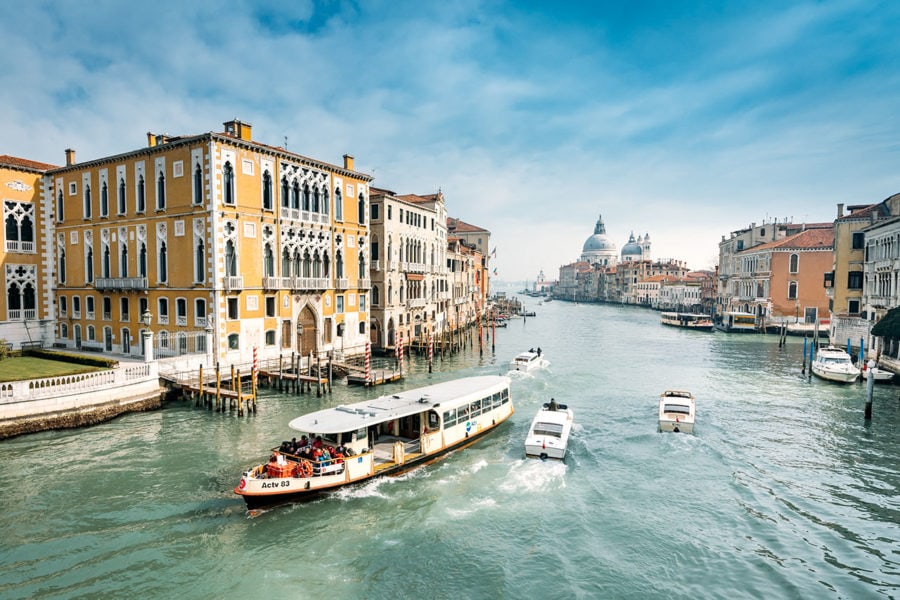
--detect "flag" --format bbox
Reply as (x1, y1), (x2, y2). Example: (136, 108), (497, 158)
(490, 247), (497, 258)
(492, 267), (498, 275)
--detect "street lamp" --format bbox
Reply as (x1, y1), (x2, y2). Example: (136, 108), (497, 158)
(141, 310), (153, 363)
(297, 321), (304, 368)
(142, 309), (152, 328)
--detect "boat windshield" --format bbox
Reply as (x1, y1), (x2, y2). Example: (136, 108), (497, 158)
(533, 422), (563, 437)
(663, 404), (691, 414)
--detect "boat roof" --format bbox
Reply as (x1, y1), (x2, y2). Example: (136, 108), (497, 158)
(513, 351), (539, 360)
(661, 390), (694, 399)
(288, 375), (510, 434)
(531, 408), (572, 425)
(661, 312), (711, 318)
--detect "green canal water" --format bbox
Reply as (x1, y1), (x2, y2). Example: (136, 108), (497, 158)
(1, 297), (899, 599)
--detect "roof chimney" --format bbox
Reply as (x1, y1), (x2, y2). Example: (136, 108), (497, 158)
(223, 119), (252, 141)
(837, 203), (844, 219)
(65, 148), (76, 166)
(343, 154), (355, 171)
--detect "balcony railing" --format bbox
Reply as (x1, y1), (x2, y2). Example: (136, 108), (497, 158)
(224, 276), (243, 292)
(408, 298), (427, 308)
(263, 276), (282, 290)
(358, 278), (371, 289)
(389, 260), (398, 271)
(176, 316), (188, 327)
(371, 260), (381, 272)
(195, 317), (208, 328)
(291, 277), (329, 291)
(158, 315), (170, 325)
(94, 277), (149, 291)
(5, 240), (36, 253)
(335, 278), (349, 290)
(7, 308), (37, 320)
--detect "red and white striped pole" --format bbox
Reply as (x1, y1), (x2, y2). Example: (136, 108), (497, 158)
(365, 341), (371, 385)
(428, 331), (433, 373)
(252, 346), (258, 387)
(399, 333), (404, 376)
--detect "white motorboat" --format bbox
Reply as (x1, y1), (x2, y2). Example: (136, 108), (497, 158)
(658, 390), (695, 434)
(524, 399), (573, 460)
(510, 350), (544, 372)
(811, 346), (860, 383)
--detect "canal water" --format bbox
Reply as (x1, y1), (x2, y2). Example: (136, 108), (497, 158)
(1, 297), (899, 599)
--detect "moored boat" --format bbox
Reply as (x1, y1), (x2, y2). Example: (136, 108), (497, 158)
(524, 399), (573, 460)
(658, 390), (695, 433)
(861, 363), (894, 383)
(811, 346), (860, 383)
(234, 375), (514, 510)
(510, 350), (544, 372)
(714, 311), (757, 333)
(660, 312), (714, 331)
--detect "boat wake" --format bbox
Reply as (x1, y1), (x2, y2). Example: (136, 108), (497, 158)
(500, 459), (568, 494)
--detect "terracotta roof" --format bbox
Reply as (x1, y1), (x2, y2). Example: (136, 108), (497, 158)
(744, 227), (834, 252)
(0, 154), (58, 171)
(447, 217), (488, 233)
(837, 203), (885, 222)
(398, 193), (441, 204)
(644, 274), (674, 282)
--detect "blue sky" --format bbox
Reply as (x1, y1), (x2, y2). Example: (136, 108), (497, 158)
(3, 0), (900, 282)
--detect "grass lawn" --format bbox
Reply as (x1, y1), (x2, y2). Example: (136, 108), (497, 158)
(0, 356), (104, 383)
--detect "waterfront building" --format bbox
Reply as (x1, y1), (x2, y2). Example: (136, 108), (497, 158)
(725, 227), (833, 325)
(620, 231), (651, 262)
(616, 259), (689, 305)
(860, 213), (900, 357)
(827, 196), (900, 345)
(717, 220), (830, 316)
(557, 261), (592, 301)
(47, 119), (373, 365)
(0, 155), (57, 347)
(368, 188), (449, 351)
(447, 235), (486, 335)
(447, 217), (491, 263)
(635, 275), (675, 308)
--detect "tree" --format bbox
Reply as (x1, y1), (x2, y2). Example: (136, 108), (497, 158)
(871, 306), (900, 339)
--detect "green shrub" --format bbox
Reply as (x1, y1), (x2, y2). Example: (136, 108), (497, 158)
(27, 348), (119, 369)
(0, 339), (9, 361)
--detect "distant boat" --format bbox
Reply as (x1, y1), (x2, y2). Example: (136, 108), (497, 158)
(510, 350), (544, 372)
(660, 312), (714, 331)
(714, 311), (757, 333)
(524, 400), (573, 460)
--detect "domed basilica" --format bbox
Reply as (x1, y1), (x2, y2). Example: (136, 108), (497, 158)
(580, 214), (651, 266)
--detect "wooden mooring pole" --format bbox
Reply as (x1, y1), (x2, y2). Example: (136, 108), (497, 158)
(865, 360), (874, 420)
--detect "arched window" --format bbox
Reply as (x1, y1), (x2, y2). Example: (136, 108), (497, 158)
(359, 252), (366, 275)
(358, 193), (366, 224)
(58, 248), (66, 283)
(788, 281), (798, 300)
(302, 184), (310, 211)
(137, 175), (145, 212)
(292, 181), (300, 209)
(5, 214), (17, 242)
(102, 245), (111, 278)
(303, 250), (312, 278)
(157, 172), (166, 210)
(322, 189), (329, 216)
(118, 178), (126, 214)
(193, 163), (203, 205)
(228, 333), (240, 350)
(262, 170), (273, 210)
(281, 177), (290, 207)
(225, 240), (237, 276)
(84, 184), (92, 219)
(293, 249), (301, 277)
(86, 247), (94, 283)
(159, 242), (168, 282)
(336, 251), (344, 278)
(57, 190), (64, 222)
(313, 188), (320, 212)
(323, 252), (330, 277)
(195, 239), (205, 282)
(120, 243), (128, 278)
(139, 243), (147, 277)
(282, 248), (291, 277)
(100, 181), (109, 216)
(372, 285), (380, 306)
(263, 243), (274, 277)
(312, 251), (322, 278)
(223, 161), (235, 205)
(789, 253), (799, 273)
(334, 187), (343, 221)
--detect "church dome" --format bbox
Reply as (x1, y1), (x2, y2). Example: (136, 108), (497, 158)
(580, 214), (618, 265)
(621, 232), (642, 257)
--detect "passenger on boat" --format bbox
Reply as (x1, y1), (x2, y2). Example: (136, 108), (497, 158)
(548, 398), (558, 411)
(537, 347), (542, 356)
(312, 436), (324, 449)
(298, 435), (309, 448)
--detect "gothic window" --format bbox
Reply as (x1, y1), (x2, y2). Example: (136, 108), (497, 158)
(372, 285), (380, 306)
(281, 176), (289, 207)
(336, 251), (344, 278)
(789, 253), (799, 274)
(312, 251), (322, 278)
(313, 187), (320, 212)
(195, 239), (205, 282)
(359, 252), (366, 275)
(84, 184), (92, 219)
(262, 170), (273, 210)
(58, 248), (66, 283)
(323, 252), (330, 278)
(102, 245), (111, 278)
(788, 281), (798, 300)
(139, 243), (147, 278)
(358, 193), (366, 224)
(57, 190), (64, 222)
(120, 243), (128, 278)
(157, 172), (166, 210)
(303, 250), (312, 278)
(86, 247), (94, 283)
(292, 181), (300, 209)
(334, 187), (343, 221)
(118, 178), (126, 214)
(302, 184), (310, 211)
(223, 161), (235, 205)
(159, 242), (168, 282)
(263, 243), (274, 277)
(322, 189), (329, 216)
(293, 249), (301, 277)
(282, 248), (291, 277)
(100, 181), (109, 217)
(193, 163), (203, 205)
(225, 240), (237, 276)
(137, 175), (146, 212)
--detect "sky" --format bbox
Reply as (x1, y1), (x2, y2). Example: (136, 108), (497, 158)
(3, 0), (900, 282)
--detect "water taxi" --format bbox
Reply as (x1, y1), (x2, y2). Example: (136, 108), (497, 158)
(510, 350), (544, 372)
(234, 375), (514, 510)
(714, 311), (757, 333)
(658, 390), (695, 433)
(524, 399), (573, 460)
(659, 312), (714, 331)
(811, 346), (860, 383)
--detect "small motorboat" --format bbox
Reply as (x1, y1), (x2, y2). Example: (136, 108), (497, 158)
(658, 390), (695, 434)
(861, 363), (895, 383)
(509, 350), (544, 372)
(811, 346), (860, 383)
(524, 399), (573, 460)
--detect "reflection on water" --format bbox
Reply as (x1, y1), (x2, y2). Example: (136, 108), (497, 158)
(0, 296), (898, 599)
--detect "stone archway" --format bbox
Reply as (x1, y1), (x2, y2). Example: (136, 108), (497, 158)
(296, 305), (317, 358)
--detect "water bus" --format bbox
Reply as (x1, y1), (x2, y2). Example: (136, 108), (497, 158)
(714, 311), (757, 333)
(234, 375), (514, 510)
(659, 312), (714, 331)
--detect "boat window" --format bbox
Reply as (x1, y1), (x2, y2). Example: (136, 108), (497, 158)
(428, 411), (440, 430)
(355, 428), (366, 442)
(470, 400), (483, 416)
(310, 432), (339, 444)
(534, 422), (563, 437)
(501, 388), (509, 403)
(443, 408), (457, 427)
(492, 392), (501, 408)
(663, 404), (691, 414)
